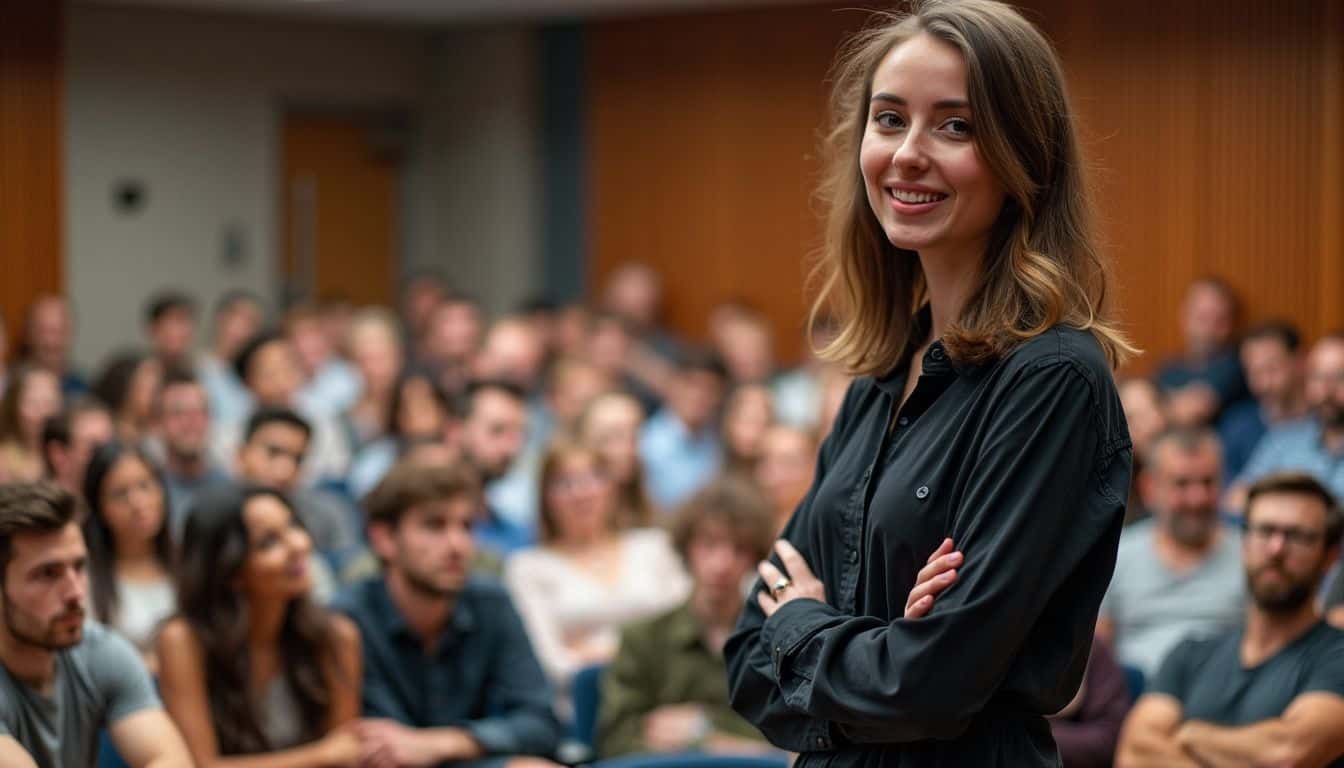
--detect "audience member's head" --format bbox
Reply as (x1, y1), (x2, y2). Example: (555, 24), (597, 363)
(422, 293), (484, 367)
(364, 460), (482, 597)
(577, 391), (652, 528)
(517, 296), (560, 358)
(236, 407), (311, 492)
(473, 317), (547, 394)
(316, 296), (354, 358)
(754, 424), (818, 531)
(41, 397), (114, 493)
(0, 366), (63, 451)
(81, 442), (174, 624)
(602, 263), (663, 332)
(1118, 377), (1169, 462)
(209, 290), (265, 361)
(666, 349), (728, 434)
(538, 440), (619, 546)
(670, 476), (775, 617)
(588, 311), (635, 380)
(545, 357), (610, 435)
(714, 307), (775, 385)
(1306, 333), (1344, 433)
(1141, 427), (1223, 549)
(388, 371), (454, 444)
(347, 307), (404, 404)
(458, 379), (528, 484)
(93, 352), (162, 444)
(1242, 472), (1342, 616)
(1240, 322), (1303, 416)
(0, 482), (88, 652)
(233, 331), (304, 407)
(1180, 277), (1239, 358)
(156, 369), (211, 472)
(176, 485), (329, 753)
(721, 383), (775, 472)
(22, 295), (75, 374)
(144, 291), (197, 368)
(283, 303), (333, 380)
(554, 303), (592, 360)
(400, 270), (450, 342)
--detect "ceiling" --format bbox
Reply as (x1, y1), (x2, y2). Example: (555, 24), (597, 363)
(80, 0), (810, 24)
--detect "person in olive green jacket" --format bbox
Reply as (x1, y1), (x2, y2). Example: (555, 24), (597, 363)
(598, 476), (782, 758)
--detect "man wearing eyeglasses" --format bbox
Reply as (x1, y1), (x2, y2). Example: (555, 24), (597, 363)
(1116, 472), (1344, 768)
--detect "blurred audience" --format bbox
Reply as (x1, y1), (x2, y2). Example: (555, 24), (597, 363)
(541, 356), (610, 446)
(337, 460), (563, 768)
(19, 294), (87, 396)
(1233, 333), (1344, 505)
(640, 350), (727, 509)
(720, 384), (774, 477)
(94, 351), (163, 448)
(41, 395), (115, 494)
(199, 290), (265, 428)
(155, 369), (230, 535)
(1118, 377), (1169, 524)
(1157, 277), (1248, 427)
(459, 379), (534, 551)
(158, 485), (363, 765)
(235, 408), (358, 568)
(598, 476), (777, 759)
(506, 441), (689, 706)
(1117, 473), (1344, 768)
(347, 369), (456, 502)
(288, 303), (360, 417)
(1218, 321), (1309, 479)
(399, 270), (450, 355)
(144, 291), (198, 373)
(341, 307), (405, 451)
(1099, 427), (1245, 678)
(0, 366), (63, 482)
(418, 292), (483, 396)
(0, 481), (192, 767)
(712, 306), (775, 386)
(576, 392), (655, 529)
(82, 442), (177, 670)
(753, 424), (818, 533)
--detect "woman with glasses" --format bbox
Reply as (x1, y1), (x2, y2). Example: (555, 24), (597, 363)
(504, 439), (689, 713)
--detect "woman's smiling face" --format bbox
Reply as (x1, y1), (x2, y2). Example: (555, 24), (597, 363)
(860, 33), (1007, 259)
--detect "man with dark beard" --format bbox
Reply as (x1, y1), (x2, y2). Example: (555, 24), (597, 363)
(1098, 426), (1246, 677)
(0, 482), (191, 768)
(334, 461), (562, 768)
(1117, 473), (1344, 768)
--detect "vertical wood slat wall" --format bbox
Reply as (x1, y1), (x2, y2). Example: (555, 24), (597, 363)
(587, 0), (1344, 371)
(0, 0), (63, 359)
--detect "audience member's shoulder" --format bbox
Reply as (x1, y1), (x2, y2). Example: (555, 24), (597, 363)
(463, 573), (515, 606)
(329, 575), (384, 617)
(1306, 621), (1344, 654)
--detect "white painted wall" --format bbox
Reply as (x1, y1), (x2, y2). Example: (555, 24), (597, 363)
(64, 4), (430, 368)
(404, 27), (544, 317)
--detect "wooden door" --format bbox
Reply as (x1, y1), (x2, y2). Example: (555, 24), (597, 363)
(281, 113), (400, 307)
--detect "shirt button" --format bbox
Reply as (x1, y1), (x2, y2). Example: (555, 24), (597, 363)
(930, 346), (945, 361)
(816, 736), (826, 748)
(916, 486), (930, 499)
(898, 416), (909, 427)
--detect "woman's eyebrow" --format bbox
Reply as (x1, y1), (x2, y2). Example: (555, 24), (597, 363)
(870, 93), (970, 110)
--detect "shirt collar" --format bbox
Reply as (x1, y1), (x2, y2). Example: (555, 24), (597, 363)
(873, 305), (989, 396)
(368, 577), (479, 649)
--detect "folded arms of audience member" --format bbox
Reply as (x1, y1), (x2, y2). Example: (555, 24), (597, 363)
(1118, 690), (1344, 768)
(156, 616), (365, 768)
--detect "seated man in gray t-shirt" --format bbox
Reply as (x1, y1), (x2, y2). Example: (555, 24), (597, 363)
(1117, 473), (1344, 767)
(0, 482), (192, 768)
(1098, 427), (1246, 678)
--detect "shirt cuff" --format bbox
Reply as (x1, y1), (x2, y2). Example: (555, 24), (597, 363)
(760, 598), (840, 674)
(464, 718), (520, 756)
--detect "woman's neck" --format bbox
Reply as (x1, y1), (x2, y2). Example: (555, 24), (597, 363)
(115, 547), (165, 581)
(918, 240), (986, 340)
(554, 528), (617, 556)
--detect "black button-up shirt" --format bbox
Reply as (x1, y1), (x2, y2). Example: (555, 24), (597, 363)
(726, 325), (1132, 767)
(334, 576), (563, 767)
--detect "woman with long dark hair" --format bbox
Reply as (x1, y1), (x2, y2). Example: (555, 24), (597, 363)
(157, 485), (362, 767)
(82, 442), (177, 670)
(93, 350), (162, 447)
(725, 2), (1134, 765)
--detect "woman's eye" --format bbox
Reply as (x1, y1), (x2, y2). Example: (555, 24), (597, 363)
(874, 112), (904, 130)
(942, 118), (973, 137)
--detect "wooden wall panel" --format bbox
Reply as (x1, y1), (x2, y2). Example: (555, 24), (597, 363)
(0, 0), (64, 362)
(587, 0), (1343, 370)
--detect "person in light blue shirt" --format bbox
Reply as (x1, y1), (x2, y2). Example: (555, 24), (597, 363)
(640, 350), (727, 511)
